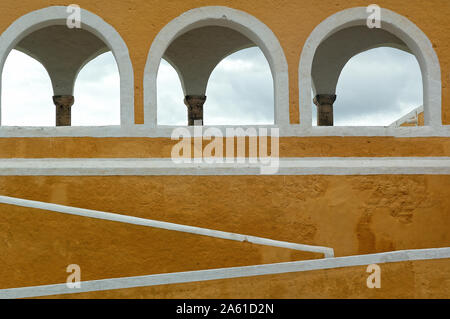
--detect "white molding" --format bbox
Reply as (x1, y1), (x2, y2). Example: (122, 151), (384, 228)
(299, 7), (442, 128)
(143, 6), (289, 127)
(0, 6), (135, 126)
(0, 194), (334, 258)
(0, 157), (449, 176)
(1, 247), (448, 299)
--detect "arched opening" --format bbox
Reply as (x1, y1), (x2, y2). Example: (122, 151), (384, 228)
(299, 7), (441, 128)
(145, 6), (288, 127)
(311, 47), (423, 126)
(205, 47), (274, 125)
(0, 6), (134, 127)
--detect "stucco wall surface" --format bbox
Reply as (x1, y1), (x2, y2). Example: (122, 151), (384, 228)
(0, 0), (448, 124)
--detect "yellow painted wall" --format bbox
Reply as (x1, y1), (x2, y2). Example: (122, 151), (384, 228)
(1, 136), (450, 158)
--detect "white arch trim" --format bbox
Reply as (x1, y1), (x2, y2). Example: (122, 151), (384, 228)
(298, 7), (442, 128)
(144, 6), (289, 127)
(0, 6), (134, 126)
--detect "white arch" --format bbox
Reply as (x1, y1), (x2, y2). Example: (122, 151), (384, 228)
(0, 6), (134, 126)
(298, 7), (442, 128)
(144, 6), (289, 127)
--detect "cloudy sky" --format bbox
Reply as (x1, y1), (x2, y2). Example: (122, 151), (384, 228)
(1, 46), (422, 127)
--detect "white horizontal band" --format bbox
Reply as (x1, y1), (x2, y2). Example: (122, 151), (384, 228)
(1, 247), (448, 299)
(0, 157), (449, 175)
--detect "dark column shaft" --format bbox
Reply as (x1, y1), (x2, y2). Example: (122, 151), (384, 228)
(53, 95), (74, 126)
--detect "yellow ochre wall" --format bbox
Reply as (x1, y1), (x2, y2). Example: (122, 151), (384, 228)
(39, 258), (450, 299)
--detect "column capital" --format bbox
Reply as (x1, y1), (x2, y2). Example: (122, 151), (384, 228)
(184, 95), (206, 126)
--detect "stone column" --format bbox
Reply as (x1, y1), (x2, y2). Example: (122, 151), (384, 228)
(53, 95), (74, 126)
(313, 94), (336, 126)
(184, 95), (206, 126)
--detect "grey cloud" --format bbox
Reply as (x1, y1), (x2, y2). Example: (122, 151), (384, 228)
(2, 50), (120, 126)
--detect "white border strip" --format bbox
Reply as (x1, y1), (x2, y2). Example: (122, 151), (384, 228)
(0, 157), (449, 175)
(1, 247), (448, 299)
(0, 6), (134, 126)
(1, 125), (450, 137)
(0, 195), (334, 258)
